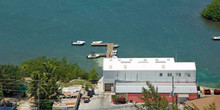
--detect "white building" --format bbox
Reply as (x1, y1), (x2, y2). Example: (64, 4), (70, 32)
(103, 57), (196, 91)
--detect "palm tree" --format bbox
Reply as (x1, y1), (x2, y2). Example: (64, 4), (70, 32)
(27, 62), (62, 109)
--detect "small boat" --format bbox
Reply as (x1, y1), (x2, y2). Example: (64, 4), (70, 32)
(113, 44), (119, 48)
(112, 50), (117, 53)
(87, 52), (100, 59)
(211, 36), (220, 40)
(91, 41), (103, 44)
(72, 41), (85, 45)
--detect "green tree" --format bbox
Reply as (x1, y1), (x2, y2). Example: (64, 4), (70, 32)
(20, 56), (92, 82)
(27, 62), (62, 109)
(88, 67), (99, 82)
(134, 81), (169, 110)
(0, 64), (23, 96)
(201, 0), (220, 21)
(0, 88), (2, 100)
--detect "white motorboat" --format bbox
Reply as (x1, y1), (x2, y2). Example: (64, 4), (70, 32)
(211, 36), (220, 40)
(113, 44), (119, 48)
(112, 50), (117, 53)
(87, 52), (100, 59)
(72, 41), (85, 45)
(91, 41), (103, 44)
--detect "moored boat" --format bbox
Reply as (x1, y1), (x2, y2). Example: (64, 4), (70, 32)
(87, 52), (100, 59)
(113, 44), (119, 48)
(91, 41), (103, 44)
(111, 52), (117, 56)
(112, 50), (117, 53)
(211, 36), (220, 40)
(72, 41), (85, 45)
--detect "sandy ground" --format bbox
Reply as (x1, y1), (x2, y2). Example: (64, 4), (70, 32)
(17, 98), (35, 110)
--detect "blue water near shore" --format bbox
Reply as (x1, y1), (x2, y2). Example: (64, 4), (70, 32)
(0, 0), (220, 87)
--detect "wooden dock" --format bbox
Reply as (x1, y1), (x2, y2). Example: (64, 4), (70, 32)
(91, 43), (114, 58)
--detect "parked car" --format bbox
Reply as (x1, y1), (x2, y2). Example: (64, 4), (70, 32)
(84, 99), (90, 103)
(87, 91), (93, 97)
(204, 89), (211, 95)
(214, 89), (220, 95)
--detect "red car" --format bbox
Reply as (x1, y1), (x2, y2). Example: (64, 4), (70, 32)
(214, 89), (220, 95)
(204, 89), (211, 95)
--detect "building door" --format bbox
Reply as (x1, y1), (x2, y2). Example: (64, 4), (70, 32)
(105, 83), (113, 91)
(178, 94), (189, 103)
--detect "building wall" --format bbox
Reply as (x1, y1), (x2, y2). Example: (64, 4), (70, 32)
(126, 93), (197, 103)
(103, 70), (196, 85)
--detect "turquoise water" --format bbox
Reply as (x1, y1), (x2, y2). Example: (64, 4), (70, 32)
(0, 0), (220, 87)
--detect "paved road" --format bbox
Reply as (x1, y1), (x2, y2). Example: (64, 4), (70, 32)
(79, 77), (136, 110)
(79, 93), (136, 110)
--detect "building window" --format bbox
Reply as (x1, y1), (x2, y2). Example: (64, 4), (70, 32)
(176, 73), (181, 77)
(185, 73), (191, 77)
(167, 73), (172, 77)
(159, 73), (163, 77)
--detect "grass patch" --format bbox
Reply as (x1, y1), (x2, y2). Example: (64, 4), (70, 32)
(61, 80), (94, 88)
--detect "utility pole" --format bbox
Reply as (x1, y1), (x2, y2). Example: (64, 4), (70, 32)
(37, 80), (40, 110)
(172, 75), (174, 104)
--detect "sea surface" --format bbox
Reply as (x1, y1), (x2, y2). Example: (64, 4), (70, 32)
(0, 0), (220, 87)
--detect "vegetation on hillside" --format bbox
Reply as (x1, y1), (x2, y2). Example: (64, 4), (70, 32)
(61, 80), (93, 88)
(201, 0), (220, 21)
(20, 56), (98, 82)
(0, 56), (99, 109)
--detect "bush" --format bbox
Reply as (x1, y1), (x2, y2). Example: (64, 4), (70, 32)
(118, 97), (126, 104)
(85, 85), (89, 91)
(20, 92), (26, 98)
(40, 100), (53, 110)
(112, 95), (118, 103)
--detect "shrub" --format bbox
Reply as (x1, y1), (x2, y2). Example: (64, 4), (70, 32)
(118, 97), (126, 104)
(85, 85), (89, 91)
(112, 95), (118, 103)
(40, 100), (53, 110)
